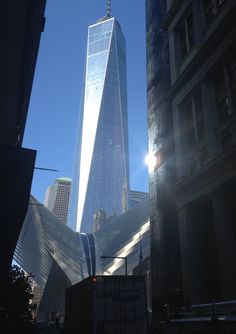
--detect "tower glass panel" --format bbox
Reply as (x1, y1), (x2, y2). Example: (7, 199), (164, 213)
(69, 16), (130, 232)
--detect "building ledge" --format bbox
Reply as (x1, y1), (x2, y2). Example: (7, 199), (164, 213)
(174, 145), (236, 208)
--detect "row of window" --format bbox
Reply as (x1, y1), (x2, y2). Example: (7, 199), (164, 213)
(180, 52), (236, 176)
(177, 0), (227, 61)
(167, 1), (235, 176)
(202, 0), (227, 26)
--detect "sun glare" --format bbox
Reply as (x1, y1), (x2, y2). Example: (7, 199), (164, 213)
(145, 153), (156, 173)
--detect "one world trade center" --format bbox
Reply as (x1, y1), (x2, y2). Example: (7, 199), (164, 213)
(68, 4), (130, 232)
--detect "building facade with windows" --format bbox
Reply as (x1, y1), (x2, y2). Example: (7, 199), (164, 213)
(146, 0), (236, 319)
(68, 12), (130, 233)
(44, 177), (71, 225)
(130, 190), (149, 209)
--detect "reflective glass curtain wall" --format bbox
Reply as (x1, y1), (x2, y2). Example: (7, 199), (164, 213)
(70, 17), (130, 232)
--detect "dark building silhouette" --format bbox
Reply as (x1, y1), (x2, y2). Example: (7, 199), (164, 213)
(0, 0), (46, 292)
(146, 0), (236, 321)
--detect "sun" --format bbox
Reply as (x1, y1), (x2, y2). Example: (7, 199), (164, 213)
(144, 153), (156, 173)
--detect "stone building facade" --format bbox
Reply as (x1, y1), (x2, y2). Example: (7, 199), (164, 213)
(146, 0), (236, 319)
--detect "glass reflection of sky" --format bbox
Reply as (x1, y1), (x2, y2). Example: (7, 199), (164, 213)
(72, 15), (130, 233)
(77, 18), (114, 231)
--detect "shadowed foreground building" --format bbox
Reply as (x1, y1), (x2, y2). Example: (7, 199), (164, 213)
(146, 0), (236, 321)
(0, 0), (46, 294)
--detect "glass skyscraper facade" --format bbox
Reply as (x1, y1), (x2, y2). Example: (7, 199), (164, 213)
(69, 15), (130, 232)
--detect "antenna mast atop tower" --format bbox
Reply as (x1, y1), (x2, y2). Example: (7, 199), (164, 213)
(107, 0), (111, 17)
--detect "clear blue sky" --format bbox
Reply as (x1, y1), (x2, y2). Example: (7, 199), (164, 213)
(23, 0), (149, 204)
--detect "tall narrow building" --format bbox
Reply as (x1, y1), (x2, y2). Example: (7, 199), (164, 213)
(146, 0), (236, 321)
(130, 190), (149, 209)
(44, 177), (72, 225)
(69, 5), (130, 232)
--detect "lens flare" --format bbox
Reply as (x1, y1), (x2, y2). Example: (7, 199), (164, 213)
(145, 153), (156, 173)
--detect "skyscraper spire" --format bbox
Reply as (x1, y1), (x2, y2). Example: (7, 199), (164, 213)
(107, 0), (111, 17)
(69, 11), (130, 232)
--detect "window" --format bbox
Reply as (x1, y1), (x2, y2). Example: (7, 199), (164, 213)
(217, 0), (226, 8)
(194, 92), (205, 141)
(228, 56), (236, 108)
(184, 101), (195, 149)
(213, 68), (231, 122)
(202, 0), (216, 26)
(178, 10), (196, 60)
(183, 91), (205, 149)
(202, 0), (227, 26)
(181, 90), (206, 175)
(212, 54), (236, 151)
(213, 55), (236, 123)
